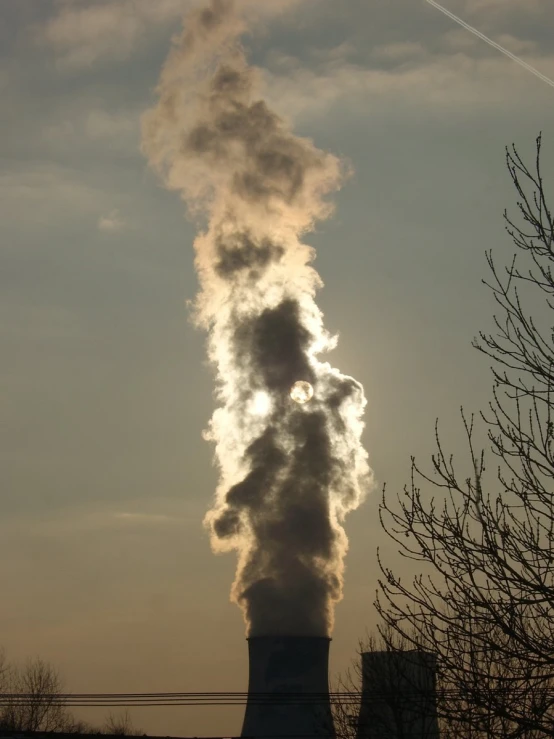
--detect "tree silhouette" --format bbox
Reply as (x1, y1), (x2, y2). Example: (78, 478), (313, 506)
(377, 133), (554, 739)
(0, 655), (70, 732)
(103, 710), (143, 736)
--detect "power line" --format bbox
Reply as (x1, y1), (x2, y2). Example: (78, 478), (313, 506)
(0, 689), (551, 708)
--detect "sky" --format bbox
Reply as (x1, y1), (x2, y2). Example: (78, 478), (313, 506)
(1, 0), (553, 735)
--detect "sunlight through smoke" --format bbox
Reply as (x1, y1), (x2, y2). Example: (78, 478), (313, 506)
(290, 381), (314, 404)
(142, 0), (372, 636)
(251, 391), (272, 416)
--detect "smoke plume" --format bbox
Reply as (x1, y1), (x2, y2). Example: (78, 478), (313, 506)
(142, 0), (371, 636)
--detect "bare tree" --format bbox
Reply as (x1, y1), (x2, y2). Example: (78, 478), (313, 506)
(0, 652), (142, 735)
(376, 133), (554, 739)
(0, 653), (144, 736)
(0, 651), (8, 695)
(64, 716), (101, 734)
(103, 710), (143, 736)
(0, 656), (71, 732)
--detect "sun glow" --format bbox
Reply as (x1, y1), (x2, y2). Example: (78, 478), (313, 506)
(290, 381), (314, 404)
(143, 0), (371, 637)
(252, 391), (272, 416)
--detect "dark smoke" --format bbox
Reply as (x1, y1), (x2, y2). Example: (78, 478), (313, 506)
(142, 0), (372, 636)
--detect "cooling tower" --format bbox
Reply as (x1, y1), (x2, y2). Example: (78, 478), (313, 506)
(356, 651), (439, 739)
(241, 636), (335, 739)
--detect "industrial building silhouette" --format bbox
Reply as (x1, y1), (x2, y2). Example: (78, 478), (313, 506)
(0, 647), (439, 739)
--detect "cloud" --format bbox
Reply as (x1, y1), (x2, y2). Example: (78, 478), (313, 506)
(39, 107), (140, 161)
(492, 34), (540, 55)
(112, 512), (177, 525)
(371, 41), (428, 62)
(260, 40), (554, 123)
(436, 28), (540, 56)
(38, 0), (309, 70)
(85, 109), (138, 140)
(98, 208), (126, 232)
(0, 166), (101, 228)
(463, 0), (544, 15)
(0, 508), (189, 540)
(37, 0), (189, 70)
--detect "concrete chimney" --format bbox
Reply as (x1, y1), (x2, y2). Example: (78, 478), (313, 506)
(241, 636), (335, 739)
(356, 651), (439, 739)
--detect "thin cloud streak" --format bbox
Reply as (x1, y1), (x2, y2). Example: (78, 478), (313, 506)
(0, 505), (194, 538)
(426, 0), (554, 89)
(98, 209), (126, 232)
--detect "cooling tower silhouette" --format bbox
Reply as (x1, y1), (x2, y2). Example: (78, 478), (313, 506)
(356, 650), (439, 739)
(241, 636), (335, 739)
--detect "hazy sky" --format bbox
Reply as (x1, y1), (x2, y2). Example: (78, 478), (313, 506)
(1, 0), (553, 735)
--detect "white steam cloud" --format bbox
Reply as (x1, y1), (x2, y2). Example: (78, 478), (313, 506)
(142, 0), (372, 636)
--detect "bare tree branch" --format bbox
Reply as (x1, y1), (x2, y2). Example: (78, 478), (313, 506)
(376, 134), (554, 739)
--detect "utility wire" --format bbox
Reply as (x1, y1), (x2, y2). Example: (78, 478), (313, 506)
(0, 689), (550, 707)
